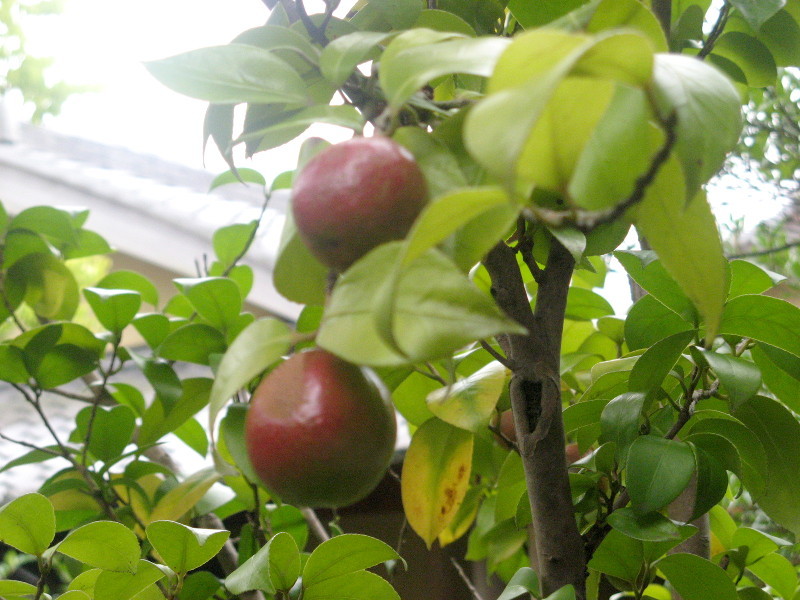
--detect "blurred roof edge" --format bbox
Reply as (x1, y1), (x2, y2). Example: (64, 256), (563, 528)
(0, 122), (301, 321)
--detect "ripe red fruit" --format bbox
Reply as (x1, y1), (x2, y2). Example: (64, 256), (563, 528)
(244, 349), (397, 508)
(291, 136), (429, 272)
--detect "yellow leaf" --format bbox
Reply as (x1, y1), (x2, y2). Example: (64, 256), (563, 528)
(147, 468), (219, 524)
(401, 418), (473, 547)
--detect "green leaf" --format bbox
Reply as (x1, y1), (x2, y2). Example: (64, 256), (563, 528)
(728, 260), (775, 298)
(497, 567), (540, 600)
(94, 560), (166, 600)
(219, 403), (259, 482)
(401, 418), (473, 547)
(132, 314), (171, 349)
(748, 552), (796, 600)
(599, 392), (646, 462)
(393, 126), (468, 198)
(239, 105), (365, 151)
(56, 521), (140, 573)
(380, 30), (509, 110)
(508, 0), (589, 28)
(720, 294), (800, 359)
(734, 396), (800, 535)
(146, 521), (230, 574)
(635, 160), (728, 342)
(0, 580), (37, 596)
(210, 171), (265, 192)
(626, 436), (695, 514)
(320, 31), (394, 87)
(587, 529), (648, 584)
(145, 44), (308, 104)
(731, 527), (790, 564)
(649, 53), (742, 197)
(414, 9), (477, 36)
(157, 324), (227, 365)
(10, 206), (77, 246)
(10, 252), (80, 320)
(303, 570), (399, 600)
(75, 405), (136, 462)
(586, 0), (668, 51)
(225, 531), (300, 595)
(212, 221), (259, 267)
(614, 251), (696, 321)
(693, 348), (761, 410)
(318, 244), (525, 367)
(690, 445), (729, 521)
(139, 378), (213, 447)
(0, 344), (30, 383)
(568, 85), (656, 210)
(608, 508), (696, 542)
(625, 294), (694, 350)
(272, 212), (328, 305)
(0, 493), (55, 555)
(712, 32), (776, 87)
(628, 330), (694, 393)
(84, 288), (142, 334)
(174, 277), (242, 332)
(97, 270), (159, 306)
(426, 360), (508, 432)
(656, 553), (737, 600)
(728, 0), (786, 30)
(565, 287), (614, 321)
(544, 586), (577, 600)
(208, 318), (293, 433)
(751, 344), (800, 414)
(304, 534), (404, 587)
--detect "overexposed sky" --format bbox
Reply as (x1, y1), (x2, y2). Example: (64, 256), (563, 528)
(25, 0), (342, 178)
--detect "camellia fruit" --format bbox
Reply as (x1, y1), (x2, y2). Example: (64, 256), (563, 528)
(244, 348), (397, 508)
(291, 135), (429, 272)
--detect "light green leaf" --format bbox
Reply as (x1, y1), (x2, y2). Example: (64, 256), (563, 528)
(226, 531), (300, 594)
(0, 580), (37, 596)
(427, 361), (508, 432)
(173, 277), (242, 332)
(157, 324), (226, 365)
(97, 270), (159, 306)
(626, 436), (695, 514)
(392, 126), (469, 198)
(10, 252), (80, 320)
(565, 287), (614, 321)
(320, 31), (394, 86)
(239, 105), (365, 148)
(401, 418), (473, 547)
(139, 378), (213, 447)
(568, 85), (656, 210)
(624, 294), (694, 351)
(84, 288), (142, 334)
(656, 553), (737, 600)
(649, 53), (742, 197)
(635, 160), (728, 343)
(728, 0), (786, 31)
(748, 552), (796, 600)
(145, 44), (308, 104)
(318, 244), (525, 367)
(0, 493), (55, 555)
(208, 318), (293, 433)
(94, 560), (166, 600)
(712, 32), (776, 87)
(728, 260), (775, 298)
(303, 570), (399, 600)
(146, 521), (230, 574)
(212, 221), (259, 267)
(497, 567), (540, 600)
(586, 0), (668, 51)
(56, 521), (140, 573)
(272, 212), (328, 305)
(380, 30), (509, 109)
(734, 396), (800, 535)
(304, 534), (403, 587)
(720, 294), (800, 359)
(210, 171), (265, 192)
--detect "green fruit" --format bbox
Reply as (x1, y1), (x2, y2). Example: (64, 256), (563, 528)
(244, 349), (397, 508)
(291, 136), (429, 272)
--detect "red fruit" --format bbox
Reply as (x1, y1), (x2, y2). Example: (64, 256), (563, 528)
(244, 349), (397, 508)
(291, 136), (429, 272)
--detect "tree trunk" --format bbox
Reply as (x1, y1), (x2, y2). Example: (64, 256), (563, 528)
(485, 240), (586, 599)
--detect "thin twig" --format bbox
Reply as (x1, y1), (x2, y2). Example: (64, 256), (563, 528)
(480, 340), (515, 370)
(728, 240), (800, 259)
(301, 507), (332, 543)
(698, 3), (730, 60)
(450, 557), (486, 600)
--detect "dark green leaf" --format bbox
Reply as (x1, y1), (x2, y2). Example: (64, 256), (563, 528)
(225, 532), (300, 595)
(693, 348), (761, 409)
(626, 436), (695, 514)
(157, 324), (227, 365)
(139, 378), (213, 447)
(607, 508), (696, 542)
(656, 553), (737, 600)
(75, 405), (136, 462)
(629, 330), (694, 393)
(497, 567), (540, 600)
(625, 293), (695, 351)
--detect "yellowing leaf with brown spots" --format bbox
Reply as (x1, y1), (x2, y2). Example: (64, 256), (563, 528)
(401, 418), (473, 548)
